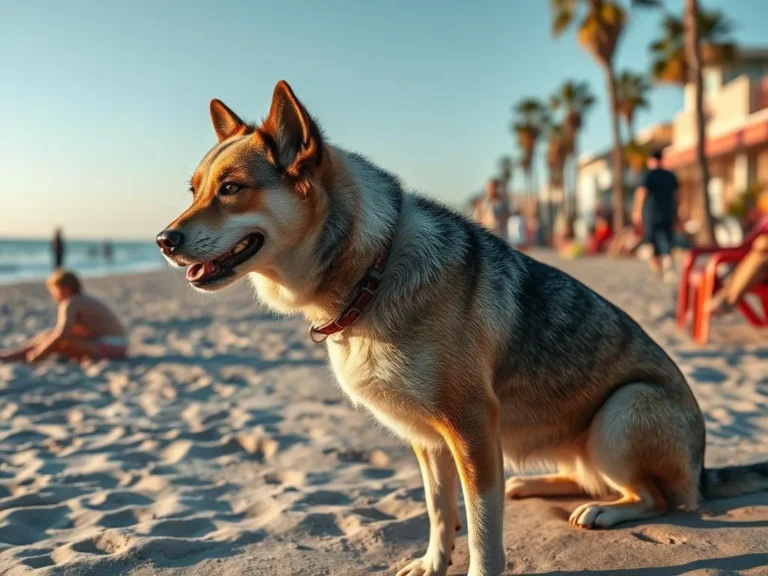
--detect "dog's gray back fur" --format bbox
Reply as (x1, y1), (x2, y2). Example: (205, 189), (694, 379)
(347, 158), (705, 466)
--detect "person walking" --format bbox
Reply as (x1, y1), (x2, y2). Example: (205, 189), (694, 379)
(632, 149), (678, 283)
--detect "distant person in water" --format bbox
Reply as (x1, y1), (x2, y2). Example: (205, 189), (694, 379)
(473, 179), (509, 240)
(0, 270), (127, 363)
(103, 240), (113, 264)
(52, 227), (65, 269)
(632, 148), (679, 283)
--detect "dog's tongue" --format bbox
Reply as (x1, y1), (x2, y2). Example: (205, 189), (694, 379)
(186, 261), (220, 282)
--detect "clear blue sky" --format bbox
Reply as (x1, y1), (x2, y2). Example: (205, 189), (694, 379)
(0, 0), (764, 239)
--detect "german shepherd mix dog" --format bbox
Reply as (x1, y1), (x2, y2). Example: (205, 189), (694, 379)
(158, 81), (768, 576)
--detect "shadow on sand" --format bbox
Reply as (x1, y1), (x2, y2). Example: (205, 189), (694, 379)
(528, 553), (766, 575)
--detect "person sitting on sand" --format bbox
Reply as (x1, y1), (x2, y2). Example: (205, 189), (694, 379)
(586, 209), (612, 255)
(0, 270), (127, 363)
(709, 234), (768, 315)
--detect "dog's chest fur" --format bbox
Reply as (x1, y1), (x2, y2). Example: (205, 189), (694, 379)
(326, 336), (444, 445)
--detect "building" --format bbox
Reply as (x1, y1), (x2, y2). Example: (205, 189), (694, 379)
(575, 123), (673, 235)
(575, 48), (768, 238)
(664, 48), (768, 223)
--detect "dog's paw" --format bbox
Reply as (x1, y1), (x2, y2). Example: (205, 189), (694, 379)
(396, 553), (450, 576)
(505, 476), (531, 499)
(569, 502), (615, 529)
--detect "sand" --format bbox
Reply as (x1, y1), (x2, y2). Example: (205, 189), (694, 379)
(0, 252), (766, 576)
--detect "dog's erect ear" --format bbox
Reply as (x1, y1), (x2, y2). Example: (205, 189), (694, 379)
(261, 80), (322, 180)
(210, 100), (246, 142)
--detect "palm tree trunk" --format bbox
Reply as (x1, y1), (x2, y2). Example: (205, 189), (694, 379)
(572, 139), (580, 220)
(526, 168), (533, 243)
(627, 115), (635, 144)
(525, 168), (531, 207)
(606, 66), (625, 233)
(564, 155), (572, 218)
(685, 0), (716, 246)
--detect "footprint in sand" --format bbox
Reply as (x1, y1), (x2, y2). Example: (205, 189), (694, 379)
(0, 523), (45, 546)
(295, 489), (353, 507)
(85, 490), (154, 510)
(130, 536), (217, 560)
(631, 530), (688, 545)
(82, 530), (135, 555)
(97, 506), (156, 528)
(294, 512), (345, 537)
(145, 517), (218, 538)
(361, 467), (396, 480)
(327, 447), (391, 467)
(263, 470), (306, 486)
(19, 553), (55, 569)
(235, 498), (284, 523)
(336, 507), (397, 536)
(1, 503), (73, 533)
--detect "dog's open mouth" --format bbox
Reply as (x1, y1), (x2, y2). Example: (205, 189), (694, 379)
(185, 233), (264, 286)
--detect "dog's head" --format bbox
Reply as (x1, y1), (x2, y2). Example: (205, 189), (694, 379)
(157, 81), (327, 292)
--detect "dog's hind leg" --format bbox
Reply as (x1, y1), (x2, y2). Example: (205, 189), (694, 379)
(569, 485), (667, 529)
(397, 444), (459, 576)
(568, 383), (701, 529)
(506, 473), (585, 499)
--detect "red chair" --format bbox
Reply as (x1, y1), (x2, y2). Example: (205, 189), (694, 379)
(676, 214), (768, 329)
(690, 245), (768, 344)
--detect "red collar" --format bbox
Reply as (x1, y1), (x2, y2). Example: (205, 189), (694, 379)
(309, 239), (393, 343)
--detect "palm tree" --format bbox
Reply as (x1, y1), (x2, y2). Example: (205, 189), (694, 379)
(616, 70), (651, 142)
(550, 80), (596, 217)
(511, 98), (548, 204)
(546, 122), (569, 242)
(551, 0), (660, 232)
(650, 5), (736, 245)
(498, 155), (514, 198)
(547, 124), (568, 189)
(649, 8), (736, 86)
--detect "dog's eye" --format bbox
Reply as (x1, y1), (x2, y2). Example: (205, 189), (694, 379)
(219, 183), (242, 196)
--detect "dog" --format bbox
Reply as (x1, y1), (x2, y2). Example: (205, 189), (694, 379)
(157, 81), (768, 576)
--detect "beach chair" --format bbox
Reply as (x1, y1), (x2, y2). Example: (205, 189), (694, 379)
(676, 214), (768, 329)
(689, 242), (768, 344)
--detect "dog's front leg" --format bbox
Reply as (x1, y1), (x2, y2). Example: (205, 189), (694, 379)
(440, 399), (505, 576)
(397, 444), (459, 576)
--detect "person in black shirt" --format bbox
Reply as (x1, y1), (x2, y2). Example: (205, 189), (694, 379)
(632, 149), (678, 282)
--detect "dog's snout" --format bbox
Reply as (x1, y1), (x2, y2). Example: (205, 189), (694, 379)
(156, 229), (184, 253)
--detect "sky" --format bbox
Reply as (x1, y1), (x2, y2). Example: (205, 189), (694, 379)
(0, 0), (765, 239)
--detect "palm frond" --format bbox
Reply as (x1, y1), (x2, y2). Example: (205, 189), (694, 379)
(647, 5), (737, 86)
(550, 0), (577, 36)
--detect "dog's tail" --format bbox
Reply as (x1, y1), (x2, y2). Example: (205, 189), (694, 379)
(701, 461), (768, 499)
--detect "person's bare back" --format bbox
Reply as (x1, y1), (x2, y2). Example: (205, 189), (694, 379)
(0, 270), (127, 363)
(64, 293), (125, 339)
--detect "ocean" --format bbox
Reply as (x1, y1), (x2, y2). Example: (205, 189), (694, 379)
(0, 238), (165, 285)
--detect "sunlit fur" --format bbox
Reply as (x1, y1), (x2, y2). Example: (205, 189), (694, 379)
(159, 81), (768, 576)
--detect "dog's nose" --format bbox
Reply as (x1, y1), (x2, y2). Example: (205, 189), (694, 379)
(156, 229), (184, 253)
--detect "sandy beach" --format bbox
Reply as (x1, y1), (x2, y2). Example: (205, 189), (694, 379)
(0, 251), (766, 576)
